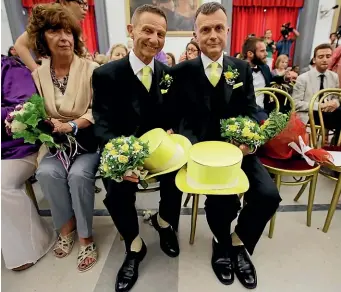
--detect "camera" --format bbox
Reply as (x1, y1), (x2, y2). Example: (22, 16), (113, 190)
(281, 22), (294, 38)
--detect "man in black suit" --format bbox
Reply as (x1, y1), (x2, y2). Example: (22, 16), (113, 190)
(92, 5), (182, 292)
(169, 2), (281, 289)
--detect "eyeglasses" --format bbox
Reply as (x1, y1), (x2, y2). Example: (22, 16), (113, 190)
(71, 0), (88, 9)
(186, 48), (198, 53)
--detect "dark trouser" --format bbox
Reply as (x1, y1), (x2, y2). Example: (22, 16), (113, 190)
(103, 171), (183, 251)
(313, 107), (341, 144)
(205, 155), (282, 255)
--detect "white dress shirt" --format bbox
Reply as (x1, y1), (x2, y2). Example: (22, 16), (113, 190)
(252, 69), (266, 108)
(201, 53), (224, 81)
(129, 50), (154, 81)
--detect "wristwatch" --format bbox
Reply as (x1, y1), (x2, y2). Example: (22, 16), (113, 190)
(67, 121), (78, 135)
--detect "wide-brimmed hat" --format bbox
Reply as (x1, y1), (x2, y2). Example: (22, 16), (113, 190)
(139, 128), (192, 179)
(176, 141), (249, 195)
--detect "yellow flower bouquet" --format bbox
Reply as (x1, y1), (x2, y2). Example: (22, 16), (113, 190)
(220, 116), (265, 150)
(99, 136), (150, 184)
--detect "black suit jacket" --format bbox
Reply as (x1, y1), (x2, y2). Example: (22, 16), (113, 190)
(168, 56), (258, 144)
(259, 64), (272, 87)
(92, 55), (171, 148)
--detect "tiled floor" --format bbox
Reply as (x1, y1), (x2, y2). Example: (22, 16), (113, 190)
(2, 175), (341, 292)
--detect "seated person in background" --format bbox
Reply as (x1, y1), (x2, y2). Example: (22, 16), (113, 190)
(293, 43), (341, 143)
(7, 46), (18, 57)
(292, 65), (300, 75)
(166, 52), (176, 67)
(27, 4), (100, 272)
(109, 43), (128, 61)
(94, 54), (109, 65)
(1, 55), (56, 272)
(179, 40), (200, 63)
(271, 54), (289, 77)
(242, 37), (273, 119)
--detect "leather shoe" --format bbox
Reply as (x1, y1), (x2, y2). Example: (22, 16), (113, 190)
(151, 213), (179, 257)
(211, 238), (234, 285)
(232, 245), (257, 289)
(115, 240), (147, 292)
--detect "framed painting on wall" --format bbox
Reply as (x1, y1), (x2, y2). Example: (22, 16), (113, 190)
(126, 0), (202, 36)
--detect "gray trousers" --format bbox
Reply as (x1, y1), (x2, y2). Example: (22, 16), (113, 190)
(36, 152), (99, 238)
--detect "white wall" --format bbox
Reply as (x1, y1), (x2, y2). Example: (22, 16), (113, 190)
(1, 0), (14, 55)
(105, 0), (220, 61)
(311, 0), (336, 56)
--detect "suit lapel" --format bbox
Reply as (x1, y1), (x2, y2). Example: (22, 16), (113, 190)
(222, 56), (235, 105)
(194, 57), (213, 110)
(151, 61), (163, 104)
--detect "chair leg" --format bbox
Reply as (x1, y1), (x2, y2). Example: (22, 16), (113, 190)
(190, 194), (199, 245)
(294, 181), (309, 202)
(183, 193), (192, 207)
(25, 181), (39, 211)
(322, 173), (341, 233)
(307, 172), (318, 227)
(269, 174), (281, 239)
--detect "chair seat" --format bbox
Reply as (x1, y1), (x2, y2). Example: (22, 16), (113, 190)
(259, 155), (317, 171)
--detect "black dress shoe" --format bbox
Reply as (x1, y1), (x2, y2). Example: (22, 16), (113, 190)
(151, 213), (179, 257)
(211, 238), (234, 285)
(232, 245), (257, 289)
(115, 240), (147, 292)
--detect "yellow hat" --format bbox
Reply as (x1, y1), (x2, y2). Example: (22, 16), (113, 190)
(176, 141), (249, 195)
(139, 128), (192, 179)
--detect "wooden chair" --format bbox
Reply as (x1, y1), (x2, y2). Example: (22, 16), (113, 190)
(255, 88), (321, 238)
(295, 88), (341, 233)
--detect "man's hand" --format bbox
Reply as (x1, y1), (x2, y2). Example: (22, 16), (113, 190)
(123, 173), (139, 183)
(231, 141), (253, 156)
(321, 100), (338, 112)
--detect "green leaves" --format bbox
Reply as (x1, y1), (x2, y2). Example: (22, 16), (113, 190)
(7, 94), (58, 148)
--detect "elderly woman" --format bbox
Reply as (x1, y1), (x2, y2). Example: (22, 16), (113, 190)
(1, 55), (56, 271)
(27, 4), (99, 272)
(15, 0), (88, 71)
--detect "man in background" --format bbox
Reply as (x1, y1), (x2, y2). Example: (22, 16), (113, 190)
(276, 23), (299, 59)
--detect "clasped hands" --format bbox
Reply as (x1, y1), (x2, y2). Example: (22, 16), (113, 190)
(51, 118), (73, 133)
(320, 100), (339, 113)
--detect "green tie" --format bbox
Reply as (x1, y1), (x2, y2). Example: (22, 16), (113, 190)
(209, 62), (220, 87)
(141, 66), (152, 91)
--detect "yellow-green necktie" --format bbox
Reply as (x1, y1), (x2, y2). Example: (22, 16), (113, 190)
(209, 62), (220, 87)
(141, 66), (152, 91)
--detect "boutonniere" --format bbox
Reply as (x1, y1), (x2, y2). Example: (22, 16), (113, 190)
(224, 65), (240, 86)
(159, 72), (173, 94)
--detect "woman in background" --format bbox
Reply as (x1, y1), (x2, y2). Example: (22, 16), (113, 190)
(166, 52), (176, 67)
(1, 55), (56, 271)
(109, 44), (128, 61)
(15, 0), (88, 71)
(7, 46), (18, 57)
(264, 29), (276, 69)
(27, 4), (99, 272)
(179, 40), (200, 62)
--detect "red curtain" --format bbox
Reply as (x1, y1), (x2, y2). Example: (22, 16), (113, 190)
(22, 0), (98, 53)
(231, 1), (303, 59)
(233, 0), (304, 7)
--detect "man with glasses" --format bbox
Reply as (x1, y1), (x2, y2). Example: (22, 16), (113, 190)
(15, 0), (89, 72)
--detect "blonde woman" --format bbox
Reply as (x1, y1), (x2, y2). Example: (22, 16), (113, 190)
(94, 54), (109, 65)
(272, 54), (289, 76)
(109, 44), (128, 61)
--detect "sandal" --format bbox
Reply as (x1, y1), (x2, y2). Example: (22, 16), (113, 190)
(77, 242), (98, 272)
(53, 230), (76, 258)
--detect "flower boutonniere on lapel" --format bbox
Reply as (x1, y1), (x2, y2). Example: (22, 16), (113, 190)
(224, 65), (240, 86)
(159, 72), (173, 94)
